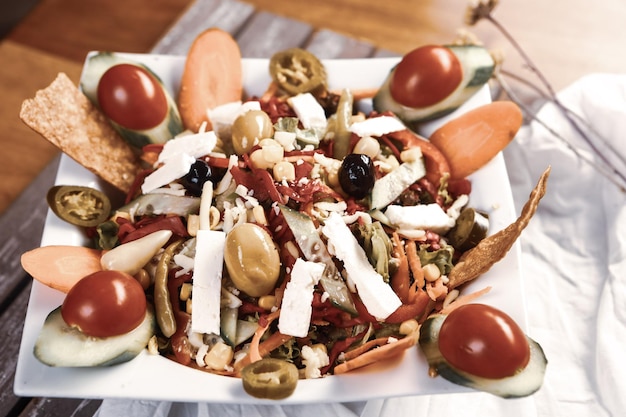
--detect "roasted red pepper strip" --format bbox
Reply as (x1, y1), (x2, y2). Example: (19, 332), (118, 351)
(119, 215), (188, 244)
(386, 129), (451, 186)
(323, 331), (367, 375)
(385, 288), (431, 323)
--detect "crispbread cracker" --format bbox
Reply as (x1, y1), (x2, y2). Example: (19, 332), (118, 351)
(19, 72), (141, 193)
(447, 166), (551, 289)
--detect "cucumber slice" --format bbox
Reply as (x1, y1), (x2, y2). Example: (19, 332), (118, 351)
(34, 306), (155, 367)
(373, 44), (495, 125)
(234, 319), (258, 346)
(370, 158), (426, 210)
(446, 207), (490, 251)
(419, 314), (547, 398)
(279, 205), (357, 315)
(220, 307), (239, 347)
(80, 52), (184, 148)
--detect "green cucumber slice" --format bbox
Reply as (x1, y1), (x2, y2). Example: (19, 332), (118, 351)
(419, 314), (547, 398)
(373, 44), (495, 125)
(34, 305), (155, 367)
(80, 52), (184, 148)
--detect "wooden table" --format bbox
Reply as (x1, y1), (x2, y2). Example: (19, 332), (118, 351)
(1, 0), (626, 415)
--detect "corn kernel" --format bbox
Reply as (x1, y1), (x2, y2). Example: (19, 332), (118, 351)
(423, 263), (441, 282)
(204, 341), (234, 370)
(258, 295), (277, 310)
(179, 282), (193, 301)
(187, 214), (200, 236)
(399, 319), (419, 335)
(273, 161), (296, 182)
(353, 136), (380, 159)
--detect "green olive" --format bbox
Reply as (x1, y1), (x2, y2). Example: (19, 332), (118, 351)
(231, 110), (274, 155)
(224, 223), (281, 297)
(46, 185), (111, 227)
(241, 358), (298, 400)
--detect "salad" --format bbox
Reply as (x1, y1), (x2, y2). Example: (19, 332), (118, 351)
(19, 28), (548, 401)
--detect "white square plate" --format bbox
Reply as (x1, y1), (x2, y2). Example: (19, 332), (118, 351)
(15, 53), (523, 404)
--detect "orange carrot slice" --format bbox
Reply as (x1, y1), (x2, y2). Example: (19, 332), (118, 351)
(21, 246), (102, 293)
(178, 28), (243, 132)
(428, 101), (523, 179)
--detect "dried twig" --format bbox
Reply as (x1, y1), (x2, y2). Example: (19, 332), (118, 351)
(465, 0), (626, 191)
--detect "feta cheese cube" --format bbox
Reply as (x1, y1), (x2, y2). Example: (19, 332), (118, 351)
(142, 152), (196, 194)
(208, 101), (261, 125)
(191, 230), (226, 335)
(278, 258), (325, 337)
(349, 115), (406, 137)
(157, 130), (218, 165)
(287, 93), (327, 130)
(384, 204), (456, 234)
(321, 212), (402, 320)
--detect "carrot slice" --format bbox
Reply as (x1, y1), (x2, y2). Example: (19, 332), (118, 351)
(20, 246), (102, 293)
(178, 28), (243, 132)
(428, 101), (523, 179)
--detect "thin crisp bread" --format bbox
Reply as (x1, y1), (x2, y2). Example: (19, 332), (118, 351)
(447, 166), (551, 289)
(19, 72), (141, 193)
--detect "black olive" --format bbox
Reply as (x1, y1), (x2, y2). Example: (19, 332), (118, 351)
(339, 154), (375, 199)
(180, 159), (225, 196)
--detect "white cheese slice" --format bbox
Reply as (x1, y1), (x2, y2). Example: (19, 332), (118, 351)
(349, 115), (406, 137)
(321, 212), (402, 320)
(370, 158), (426, 210)
(157, 130), (218, 165)
(141, 152), (196, 194)
(207, 100), (261, 126)
(278, 259), (325, 337)
(191, 230), (226, 335)
(384, 204), (456, 234)
(287, 93), (327, 130)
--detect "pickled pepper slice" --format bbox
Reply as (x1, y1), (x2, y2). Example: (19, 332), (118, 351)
(269, 48), (327, 96)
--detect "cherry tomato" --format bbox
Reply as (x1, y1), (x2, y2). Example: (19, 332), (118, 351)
(390, 45), (462, 108)
(61, 270), (147, 338)
(97, 63), (168, 130)
(438, 303), (530, 379)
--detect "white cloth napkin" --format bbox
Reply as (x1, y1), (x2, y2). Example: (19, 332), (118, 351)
(94, 73), (626, 417)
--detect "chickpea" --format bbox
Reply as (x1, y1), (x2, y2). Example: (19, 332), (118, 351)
(223, 223), (281, 297)
(231, 110), (274, 155)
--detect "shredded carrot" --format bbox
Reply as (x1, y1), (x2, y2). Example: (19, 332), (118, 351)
(405, 239), (424, 289)
(390, 232), (410, 303)
(438, 286), (492, 316)
(342, 336), (390, 361)
(426, 277), (448, 301)
(385, 289), (431, 323)
(333, 328), (420, 375)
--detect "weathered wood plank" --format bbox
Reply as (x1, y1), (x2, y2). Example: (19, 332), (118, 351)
(0, 282), (31, 417)
(236, 11), (313, 58)
(0, 156), (59, 307)
(306, 29), (375, 59)
(152, 0), (255, 55)
(18, 398), (102, 417)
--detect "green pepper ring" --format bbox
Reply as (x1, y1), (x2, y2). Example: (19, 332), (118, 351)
(46, 185), (111, 228)
(269, 48), (327, 96)
(241, 358), (299, 400)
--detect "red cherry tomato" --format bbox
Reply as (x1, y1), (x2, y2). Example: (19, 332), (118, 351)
(390, 45), (462, 108)
(97, 63), (168, 130)
(438, 303), (530, 379)
(61, 270), (147, 338)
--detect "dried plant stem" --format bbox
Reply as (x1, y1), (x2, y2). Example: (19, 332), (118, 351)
(484, 14), (626, 191)
(495, 72), (626, 192)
